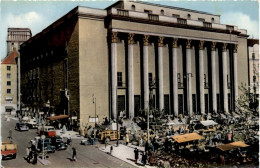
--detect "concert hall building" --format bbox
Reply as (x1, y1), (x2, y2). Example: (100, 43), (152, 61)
(20, 1), (249, 127)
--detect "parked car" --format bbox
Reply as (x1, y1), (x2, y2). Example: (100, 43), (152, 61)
(37, 138), (56, 153)
(37, 126), (56, 137)
(98, 130), (120, 143)
(15, 123), (29, 131)
(26, 122), (38, 129)
(51, 136), (67, 150)
(1, 142), (17, 160)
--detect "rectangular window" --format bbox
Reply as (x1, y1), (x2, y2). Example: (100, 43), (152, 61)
(7, 89), (11, 94)
(117, 72), (122, 87)
(7, 81), (11, 86)
(7, 66), (11, 70)
(198, 18), (205, 22)
(7, 73), (11, 78)
(144, 10), (152, 14)
(252, 53), (255, 60)
(253, 76), (256, 83)
(149, 73), (153, 86)
(172, 14), (180, 18)
(177, 73), (182, 88)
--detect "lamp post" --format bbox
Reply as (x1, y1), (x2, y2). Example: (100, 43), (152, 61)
(41, 135), (46, 160)
(92, 94), (97, 128)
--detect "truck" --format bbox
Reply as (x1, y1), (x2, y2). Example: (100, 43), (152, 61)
(1, 142), (17, 160)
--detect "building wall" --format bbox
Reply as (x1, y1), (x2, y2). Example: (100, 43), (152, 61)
(78, 17), (108, 127)
(123, 1), (220, 23)
(248, 44), (259, 92)
(237, 37), (249, 95)
(1, 64), (17, 113)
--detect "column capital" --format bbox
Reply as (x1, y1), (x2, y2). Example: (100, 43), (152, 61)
(111, 32), (118, 43)
(186, 39), (192, 49)
(222, 43), (227, 52)
(172, 38), (178, 48)
(158, 36), (164, 47)
(128, 33), (135, 45)
(211, 42), (217, 51)
(234, 44), (238, 53)
(199, 41), (205, 50)
(143, 35), (150, 46)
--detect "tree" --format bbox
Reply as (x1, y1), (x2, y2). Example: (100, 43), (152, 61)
(236, 83), (259, 116)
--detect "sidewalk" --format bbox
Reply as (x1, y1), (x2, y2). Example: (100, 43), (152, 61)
(99, 143), (155, 168)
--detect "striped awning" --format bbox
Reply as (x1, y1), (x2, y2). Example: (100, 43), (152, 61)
(46, 115), (69, 121)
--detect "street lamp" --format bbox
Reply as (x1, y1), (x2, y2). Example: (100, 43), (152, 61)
(92, 94), (97, 128)
(41, 135), (46, 160)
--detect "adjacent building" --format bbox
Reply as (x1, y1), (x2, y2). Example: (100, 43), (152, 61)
(19, 1), (249, 128)
(248, 39), (259, 96)
(1, 28), (31, 114)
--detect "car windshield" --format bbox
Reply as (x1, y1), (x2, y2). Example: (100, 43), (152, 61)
(20, 124), (26, 126)
(48, 128), (55, 131)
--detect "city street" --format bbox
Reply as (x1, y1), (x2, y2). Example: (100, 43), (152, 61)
(1, 115), (135, 167)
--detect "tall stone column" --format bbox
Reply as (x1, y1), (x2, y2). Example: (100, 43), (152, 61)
(158, 36), (164, 111)
(199, 41), (205, 115)
(143, 35), (149, 111)
(128, 33), (135, 119)
(111, 32), (118, 119)
(233, 44), (238, 111)
(222, 43), (228, 113)
(211, 42), (217, 112)
(172, 38), (178, 117)
(186, 40), (193, 116)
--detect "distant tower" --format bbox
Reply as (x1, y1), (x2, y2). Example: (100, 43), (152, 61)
(1, 28), (32, 114)
(6, 28), (31, 55)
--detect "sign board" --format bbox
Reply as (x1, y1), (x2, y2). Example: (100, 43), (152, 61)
(71, 116), (78, 120)
(39, 112), (44, 115)
(88, 117), (98, 123)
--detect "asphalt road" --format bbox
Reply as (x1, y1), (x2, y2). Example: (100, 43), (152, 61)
(1, 115), (135, 168)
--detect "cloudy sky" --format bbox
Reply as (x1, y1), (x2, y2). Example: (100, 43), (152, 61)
(0, 0), (259, 59)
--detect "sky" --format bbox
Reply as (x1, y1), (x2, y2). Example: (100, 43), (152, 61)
(0, 0), (259, 59)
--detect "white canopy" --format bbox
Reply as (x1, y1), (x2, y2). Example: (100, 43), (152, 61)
(200, 120), (218, 126)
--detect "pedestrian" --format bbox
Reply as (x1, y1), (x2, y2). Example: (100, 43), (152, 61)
(149, 149), (154, 166)
(110, 145), (113, 155)
(105, 139), (107, 149)
(134, 148), (139, 164)
(220, 154), (225, 165)
(145, 141), (149, 152)
(164, 137), (169, 152)
(72, 147), (77, 161)
(28, 150), (33, 163)
(125, 133), (129, 145)
(8, 129), (12, 140)
(141, 152), (147, 165)
(26, 147), (30, 162)
(67, 134), (71, 145)
(32, 152), (38, 165)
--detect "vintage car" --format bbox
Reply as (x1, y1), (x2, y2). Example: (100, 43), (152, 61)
(26, 122), (38, 129)
(1, 142), (17, 160)
(51, 136), (67, 150)
(98, 130), (120, 143)
(37, 138), (56, 153)
(15, 123), (29, 131)
(37, 126), (56, 137)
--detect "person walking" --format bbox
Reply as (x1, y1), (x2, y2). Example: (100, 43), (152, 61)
(110, 145), (113, 155)
(32, 152), (38, 165)
(141, 152), (147, 165)
(134, 148), (139, 164)
(149, 149), (154, 166)
(26, 147), (30, 162)
(67, 134), (71, 145)
(72, 147), (77, 161)
(125, 133), (129, 145)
